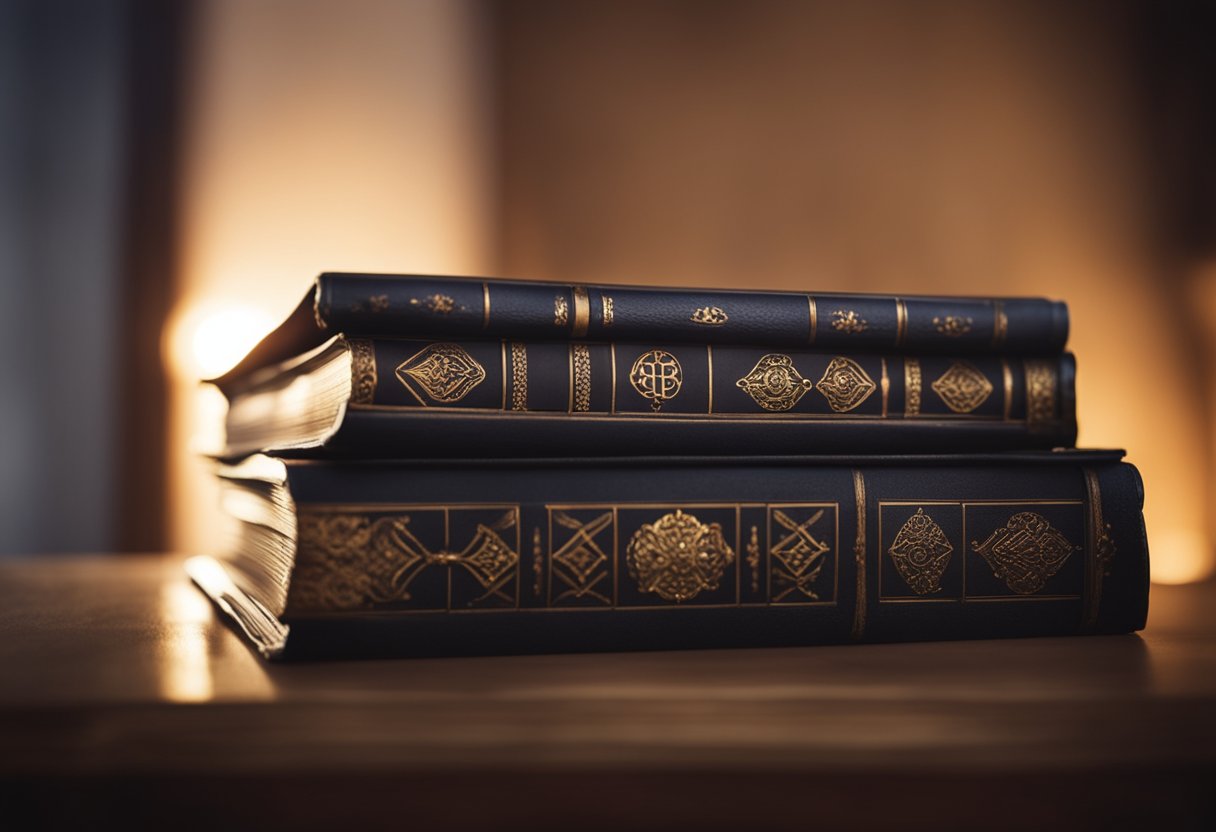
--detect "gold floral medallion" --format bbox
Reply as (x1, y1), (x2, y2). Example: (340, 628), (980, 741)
(888, 508), (953, 595)
(626, 510), (734, 602)
(971, 512), (1079, 595)
(816, 356), (876, 412)
(735, 354), (813, 411)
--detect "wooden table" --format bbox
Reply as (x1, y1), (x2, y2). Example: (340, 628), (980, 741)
(1, 555), (1213, 829)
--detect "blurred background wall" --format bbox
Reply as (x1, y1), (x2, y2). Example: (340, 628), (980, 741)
(1, 0), (1214, 585)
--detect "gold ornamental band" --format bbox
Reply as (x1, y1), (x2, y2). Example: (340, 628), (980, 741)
(572, 285), (591, 337)
(349, 338), (377, 404)
(894, 298), (908, 348)
(1081, 467), (1115, 632)
(807, 296), (818, 344)
(851, 470), (867, 640)
(992, 300), (1008, 348)
(1002, 359), (1013, 421)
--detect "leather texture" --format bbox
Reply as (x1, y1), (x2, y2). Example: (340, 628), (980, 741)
(316, 272), (1069, 355)
(250, 451), (1147, 659)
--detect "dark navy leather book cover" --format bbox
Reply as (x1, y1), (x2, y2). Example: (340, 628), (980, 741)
(195, 451), (1148, 659)
(212, 273), (1070, 392)
(316, 273), (1068, 355)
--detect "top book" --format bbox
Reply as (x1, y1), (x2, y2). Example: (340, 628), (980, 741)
(216, 273), (1069, 388)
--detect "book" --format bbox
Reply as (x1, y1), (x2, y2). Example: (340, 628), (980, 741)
(189, 450), (1147, 659)
(218, 336), (1076, 458)
(215, 273), (1070, 389)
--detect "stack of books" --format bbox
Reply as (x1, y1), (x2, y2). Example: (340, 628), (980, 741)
(190, 273), (1148, 659)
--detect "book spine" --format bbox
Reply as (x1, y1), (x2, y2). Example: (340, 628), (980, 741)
(340, 338), (1076, 452)
(317, 273), (1068, 355)
(272, 457), (1147, 658)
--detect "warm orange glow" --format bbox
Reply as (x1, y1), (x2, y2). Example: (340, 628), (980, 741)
(158, 579), (214, 703)
(167, 0), (494, 558)
(166, 302), (276, 380)
(1149, 529), (1212, 586)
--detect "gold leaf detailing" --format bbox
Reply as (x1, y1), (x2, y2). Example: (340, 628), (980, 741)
(573, 344), (592, 412)
(554, 295), (569, 326)
(510, 342), (527, 410)
(572, 286), (590, 337)
(289, 509), (519, 611)
(971, 512), (1080, 595)
(852, 471), (867, 641)
(816, 357), (876, 412)
(1082, 468), (1116, 631)
(552, 510), (613, 604)
(626, 510), (734, 602)
(629, 349), (683, 412)
(532, 527), (543, 597)
(735, 354), (813, 412)
(409, 294), (454, 314)
(992, 301), (1008, 348)
(931, 361), (993, 413)
(370, 293), (391, 312)
(831, 309), (868, 334)
(888, 508), (953, 595)
(933, 315), (972, 337)
(349, 339), (377, 404)
(1025, 359), (1056, 425)
(396, 343), (486, 404)
(771, 509), (829, 601)
(690, 306), (728, 325)
(905, 359), (921, 415)
(747, 525), (761, 594)
(602, 295), (614, 326)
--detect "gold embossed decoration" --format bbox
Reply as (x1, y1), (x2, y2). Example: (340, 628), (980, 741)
(771, 509), (829, 601)
(602, 295), (615, 326)
(395, 343), (486, 404)
(572, 344), (592, 412)
(626, 510), (734, 602)
(551, 510), (613, 604)
(510, 342), (527, 410)
(831, 309), (868, 333)
(348, 339), (377, 404)
(816, 357), (876, 412)
(690, 306), (729, 325)
(629, 349), (683, 411)
(933, 315), (972, 337)
(409, 294), (454, 314)
(747, 526), (761, 594)
(931, 361), (993, 413)
(735, 354), (813, 411)
(905, 359), (922, 415)
(972, 512), (1080, 595)
(554, 295), (569, 327)
(289, 509), (519, 611)
(888, 508), (953, 595)
(1025, 359), (1056, 425)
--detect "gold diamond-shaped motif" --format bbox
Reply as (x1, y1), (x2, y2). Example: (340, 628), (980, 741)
(771, 510), (829, 576)
(770, 509), (830, 602)
(816, 357), (876, 412)
(461, 525), (518, 588)
(736, 354), (813, 412)
(396, 343), (486, 404)
(626, 510), (734, 602)
(555, 539), (607, 584)
(972, 512), (1079, 595)
(888, 508), (953, 595)
(931, 361), (993, 413)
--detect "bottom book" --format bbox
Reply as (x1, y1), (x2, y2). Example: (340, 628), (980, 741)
(191, 450), (1149, 659)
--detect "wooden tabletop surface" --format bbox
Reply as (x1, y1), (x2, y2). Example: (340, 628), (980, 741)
(1, 554), (1213, 829)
